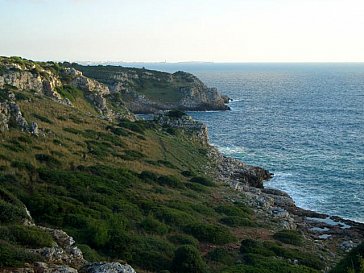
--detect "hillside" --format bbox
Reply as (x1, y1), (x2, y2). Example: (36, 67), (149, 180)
(68, 63), (230, 113)
(0, 56), (363, 273)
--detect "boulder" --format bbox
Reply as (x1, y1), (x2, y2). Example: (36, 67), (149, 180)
(80, 263), (136, 273)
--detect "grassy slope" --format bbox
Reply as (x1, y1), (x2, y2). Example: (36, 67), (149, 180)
(0, 59), (329, 273)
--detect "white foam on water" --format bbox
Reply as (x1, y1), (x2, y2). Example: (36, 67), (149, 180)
(214, 145), (246, 156)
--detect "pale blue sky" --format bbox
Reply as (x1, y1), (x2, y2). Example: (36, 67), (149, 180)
(1, 0), (364, 62)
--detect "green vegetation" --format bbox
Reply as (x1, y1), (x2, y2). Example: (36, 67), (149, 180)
(273, 230), (304, 246)
(68, 64), (197, 104)
(0, 57), (342, 273)
(330, 243), (364, 273)
(171, 245), (207, 273)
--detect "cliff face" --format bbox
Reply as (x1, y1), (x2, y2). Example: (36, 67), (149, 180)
(69, 64), (230, 113)
(0, 57), (134, 133)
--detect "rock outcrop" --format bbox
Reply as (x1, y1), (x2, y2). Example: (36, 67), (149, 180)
(0, 57), (134, 123)
(0, 202), (137, 273)
(80, 263), (136, 273)
(154, 111), (209, 145)
(69, 64), (230, 114)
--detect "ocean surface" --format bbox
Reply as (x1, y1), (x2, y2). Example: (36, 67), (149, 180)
(137, 63), (364, 223)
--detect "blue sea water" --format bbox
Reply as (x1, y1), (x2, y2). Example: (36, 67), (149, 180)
(139, 63), (364, 223)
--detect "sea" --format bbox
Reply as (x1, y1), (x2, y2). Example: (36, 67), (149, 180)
(131, 62), (364, 223)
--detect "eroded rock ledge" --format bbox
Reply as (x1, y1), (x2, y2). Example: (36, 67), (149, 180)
(207, 135), (364, 266)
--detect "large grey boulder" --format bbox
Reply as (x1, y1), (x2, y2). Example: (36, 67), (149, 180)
(80, 263), (136, 273)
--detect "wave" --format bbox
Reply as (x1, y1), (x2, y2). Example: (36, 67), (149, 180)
(213, 145), (246, 156)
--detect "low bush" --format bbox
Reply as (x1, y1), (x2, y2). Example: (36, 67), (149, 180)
(63, 127), (82, 134)
(0, 200), (27, 224)
(273, 230), (304, 246)
(215, 204), (251, 219)
(168, 234), (199, 247)
(171, 245), (207, 273)
(32, 113), (53, 124)
(330, 243), (364, 273)
(154, 207), (195, 227)
(0, 242), (43, 267)
(130, 236), (175, 271)
(220, 216), (255, 227)
(190, 176), (214, 187)
(166, 110), (187, 119)
(140, 215), (169, 235)
(121, 150), (145, 161)
(119, 120), (146, 134)
(0, 225), (53, 248)
(207, 248), (235, 265)
(239, 239), (325, 270)
(35, 154), (61, 168)
(158, 175), (184, 189)
(184, 223), (236, 245)
(139, 171), (159, 183)
(181, 170), (194, 177)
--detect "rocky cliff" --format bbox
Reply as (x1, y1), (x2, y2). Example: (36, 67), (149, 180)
(0, 57), (134, 133)
(68, 64), (230, 113)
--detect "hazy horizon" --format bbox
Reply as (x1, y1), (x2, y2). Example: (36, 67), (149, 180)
(1, 0), (364, 63)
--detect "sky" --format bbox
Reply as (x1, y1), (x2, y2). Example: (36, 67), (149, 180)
(1, 0), (364, 63)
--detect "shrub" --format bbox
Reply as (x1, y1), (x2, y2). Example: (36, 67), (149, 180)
(220, 216), (255, 227)
(86, 141), (112, 158)
(273, 230), (304, 246)
(0, 242), (43, 267)
(171, 245), (207, 273)
(166, 110), (187, 119)
(0, 225), (53, 248)
(186, 183), (208, 192)
(56, 85), (83, 102)
(119, 120), (145, 134)
(130, 236), (175, 271)
(181, 170), (194, 177)
(140, 215), (169, 235)
(168, 234), (199, 247)
(239, 239), (325, 270)
(207, 248), (235, 265)
(154, 207), (195, 227)
(190, 176), (214, 187)
(240, 239), (275, 256)
(63, 127), (82, 134)
(14, 92), (30, 101)
(215, 204), (251, 219)
(184, 223), (236, 245)
(0, 200), (27, 224)
(158, 175), (184, 189)
(77, 244), (103, 262)
(35, 154), (61, 168)
(330, 243), (364, 273)
(139, 171), (159, 183)
(17, 136), (32, 144)
(11, 161), (36, 172)
(121, 150), (145, 161)
(32, 113), (53, 124)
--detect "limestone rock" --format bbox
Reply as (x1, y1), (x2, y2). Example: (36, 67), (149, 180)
(30, 122), (39, 136)
(154, 112), (209, 145)
(34, 263), (78, 273)
(0, 102), (10, 131)
(9, 102), (29, 130)
(80, 263), (136, 273)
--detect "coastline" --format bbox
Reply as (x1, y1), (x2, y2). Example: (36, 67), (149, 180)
(206, 143), (364, 264)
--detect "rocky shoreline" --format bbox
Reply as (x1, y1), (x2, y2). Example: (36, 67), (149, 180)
(207, 144), (364, 268)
